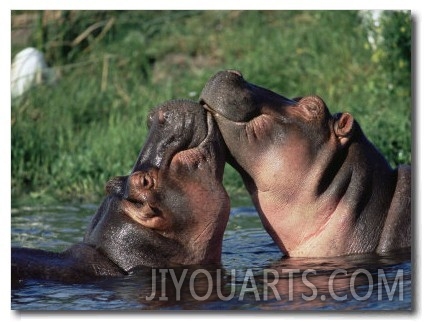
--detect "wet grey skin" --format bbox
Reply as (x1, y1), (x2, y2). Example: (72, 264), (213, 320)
(12, 100), (230, 283)
(200, 70), (410, 258)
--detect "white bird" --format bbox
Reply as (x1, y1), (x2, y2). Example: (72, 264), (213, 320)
(11, 47), (48, 99)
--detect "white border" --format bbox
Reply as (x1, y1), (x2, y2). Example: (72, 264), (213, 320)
(3, 1), (427, 321)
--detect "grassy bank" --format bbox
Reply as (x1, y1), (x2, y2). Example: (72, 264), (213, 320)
(11, 10), (411, 206)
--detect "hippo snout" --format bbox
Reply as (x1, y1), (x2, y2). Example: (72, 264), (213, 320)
(200, 70), (296, 123)
(200, 70), (245, 105)
(200, 70), (259, 122)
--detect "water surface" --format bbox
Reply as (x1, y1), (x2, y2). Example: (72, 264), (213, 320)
(11, 204), (412, 310)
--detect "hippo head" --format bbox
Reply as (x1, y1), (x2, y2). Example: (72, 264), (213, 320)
(84, 100), (230, 272)
(200, 70), (356, 194)
(199, 71), (360, 252)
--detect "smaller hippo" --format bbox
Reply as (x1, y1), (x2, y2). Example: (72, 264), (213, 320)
(12, 100), (230, 283)
(200, 70), (411, 258)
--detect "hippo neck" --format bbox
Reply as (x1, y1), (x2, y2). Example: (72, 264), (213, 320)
(296, 129), (397, 255)
(253, 127), (398, 257)
(316, 130), (395, 213)
(87, 223), (187, 272)
(325, 133), (397, 254)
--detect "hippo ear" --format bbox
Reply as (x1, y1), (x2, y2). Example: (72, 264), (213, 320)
(333, 113), (354, 144)
(295, 96), (327, 120)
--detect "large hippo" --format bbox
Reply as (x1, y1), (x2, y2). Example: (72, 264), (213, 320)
(200, 70), (411, 257)
(12, 100), (230, 283)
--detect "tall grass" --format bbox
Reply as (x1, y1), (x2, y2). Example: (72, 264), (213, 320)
(11, 10), (411, 205)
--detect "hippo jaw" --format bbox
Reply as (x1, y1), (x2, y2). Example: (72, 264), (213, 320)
(157, 111), (230, 265)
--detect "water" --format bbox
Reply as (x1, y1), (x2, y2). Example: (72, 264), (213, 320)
(11, 204), (412, 311)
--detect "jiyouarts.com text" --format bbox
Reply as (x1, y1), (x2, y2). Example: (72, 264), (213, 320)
(144, 268), (404, 302)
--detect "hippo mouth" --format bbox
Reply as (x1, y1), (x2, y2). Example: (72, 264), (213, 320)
(129, 100), (222, 177)
(169, 111), (218, 168)
(200, 98), (284, 147)
(199, 70), (297, 125)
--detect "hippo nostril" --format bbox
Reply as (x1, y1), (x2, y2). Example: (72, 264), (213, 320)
(141, 173), (154, 190)
(226, 69), (242, 77)
(123, 170), (156, 202)
(128, 170), (158, 192)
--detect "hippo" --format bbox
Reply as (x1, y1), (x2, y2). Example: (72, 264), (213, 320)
(12, 100), (230, 283)
(199, 70), (411, 257)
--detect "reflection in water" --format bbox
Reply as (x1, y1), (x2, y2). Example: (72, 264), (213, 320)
(11, 205), (412, 310)
(252, 250), (411, 310)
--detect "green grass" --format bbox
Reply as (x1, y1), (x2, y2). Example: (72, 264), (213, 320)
(11, 10), (411, 206)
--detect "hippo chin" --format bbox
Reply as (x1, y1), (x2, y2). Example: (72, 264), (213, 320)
(12, 100), (230, 283)
(200, 70), (411, 258)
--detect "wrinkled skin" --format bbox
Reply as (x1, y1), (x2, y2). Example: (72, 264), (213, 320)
(12, 100), (230, 283)
(200, 70), (411, 257)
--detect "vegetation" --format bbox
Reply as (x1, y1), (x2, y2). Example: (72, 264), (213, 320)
(11, 10), (412, 206)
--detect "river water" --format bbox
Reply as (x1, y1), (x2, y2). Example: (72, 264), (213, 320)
(11, 204), (412, 311)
